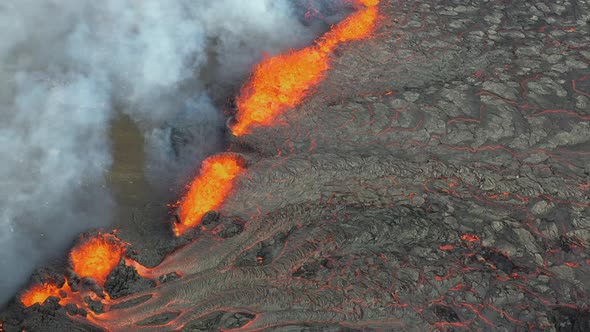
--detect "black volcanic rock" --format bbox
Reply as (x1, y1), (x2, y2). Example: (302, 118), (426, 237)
(550, 308), (590, 332)
(432, 304), (461, 323)
(219, 312), (256, 330)
(217, 218), (245, 238)
(104, 262), (155, 299)
(64, 303), (87, 317)
(83, 296), (104, 315)
(1, 297), (100, 332)
(234, 230), (288, 266)
(201, 210), (220, 225)
(158, 272), (182, 284)
(292, 258), (328, 279)
(181, 312), (224, 331)
(482, 249), (515, 275)
(136, 311), (180, 326)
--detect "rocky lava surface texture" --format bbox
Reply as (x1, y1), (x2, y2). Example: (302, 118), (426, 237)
(3, 0), (590, 331)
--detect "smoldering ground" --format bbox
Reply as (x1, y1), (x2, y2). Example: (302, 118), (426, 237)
(0, 0), (355, 305)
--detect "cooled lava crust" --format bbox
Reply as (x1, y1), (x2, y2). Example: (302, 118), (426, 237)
(3, 0), (590, 331)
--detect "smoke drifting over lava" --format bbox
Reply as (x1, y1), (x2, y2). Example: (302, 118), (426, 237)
(0, 0), (346, 304)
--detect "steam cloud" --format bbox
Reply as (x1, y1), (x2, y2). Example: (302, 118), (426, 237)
(0, 0), (349, 304)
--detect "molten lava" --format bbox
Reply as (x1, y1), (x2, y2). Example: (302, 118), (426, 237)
(20, 282), (63, 307)
(175, 154), (245, 236)
(358, 0), (380, 6)
(17, 0), (382, 328)
(69, 234), (125, 285)
(231, 0), (379, 136)
(21, 234), (124, 307)
(317, 6), (379, 53)
(231, 49), (330, 136)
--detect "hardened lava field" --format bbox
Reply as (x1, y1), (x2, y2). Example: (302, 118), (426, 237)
(2, 0), (590, 331)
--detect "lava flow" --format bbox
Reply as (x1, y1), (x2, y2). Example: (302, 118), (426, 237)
(231, 0), (379, 136)
(15, 0), (384, 329)
(174, 154), (245, 236)
(8, 0), (590, 330)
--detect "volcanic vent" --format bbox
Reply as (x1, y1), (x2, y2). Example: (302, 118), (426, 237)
(3, 0), (590, 331)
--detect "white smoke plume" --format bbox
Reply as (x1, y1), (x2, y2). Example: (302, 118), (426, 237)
(0, 0), (348, 304)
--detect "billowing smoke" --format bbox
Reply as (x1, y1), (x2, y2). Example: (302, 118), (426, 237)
(0, 0), (349, 304)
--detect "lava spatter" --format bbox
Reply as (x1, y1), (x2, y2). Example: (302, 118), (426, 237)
(175, 154), (245, 236)
(20, 233), (126, 309)
(70, 233), (126, 286)
(231, 0), (380, 136)
(20, 282), (64, 307)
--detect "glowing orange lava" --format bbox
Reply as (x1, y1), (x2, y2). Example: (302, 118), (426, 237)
(358, 0), (380, 6)
(21, 282), (63, 307)
(231, 0), (380, 136)
(69, 234), (125, 285)
(460, 234), (481, 243)
(231, 49), (330, 136)
(19, 0), (380, 325)
(175, 154), (245, 236)
(318, 6), (379, 53)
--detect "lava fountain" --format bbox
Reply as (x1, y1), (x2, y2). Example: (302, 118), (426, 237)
(231, 0), (379, 136)
(69, 233), (126, 286)
(174, 154), (245, 236)
(20, 233), (125, 308)
(20, 282), (66, 307)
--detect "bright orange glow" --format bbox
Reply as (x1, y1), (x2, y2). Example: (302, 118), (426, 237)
(69, 234), (125, 285)
(231, 49), (330, 136)
(460, 234), (481, 243)
(318, 7), (379, 53)
(358, 0), (380, 6)
(175, 154), (245, 236)
(21, 282), (63, 307)
(231, 1), (379, 136)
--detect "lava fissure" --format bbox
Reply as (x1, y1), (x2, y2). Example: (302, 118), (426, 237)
(20, 233), (126, 309)
(175, 154), (246, 236)
(231, 1), (380, 136)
